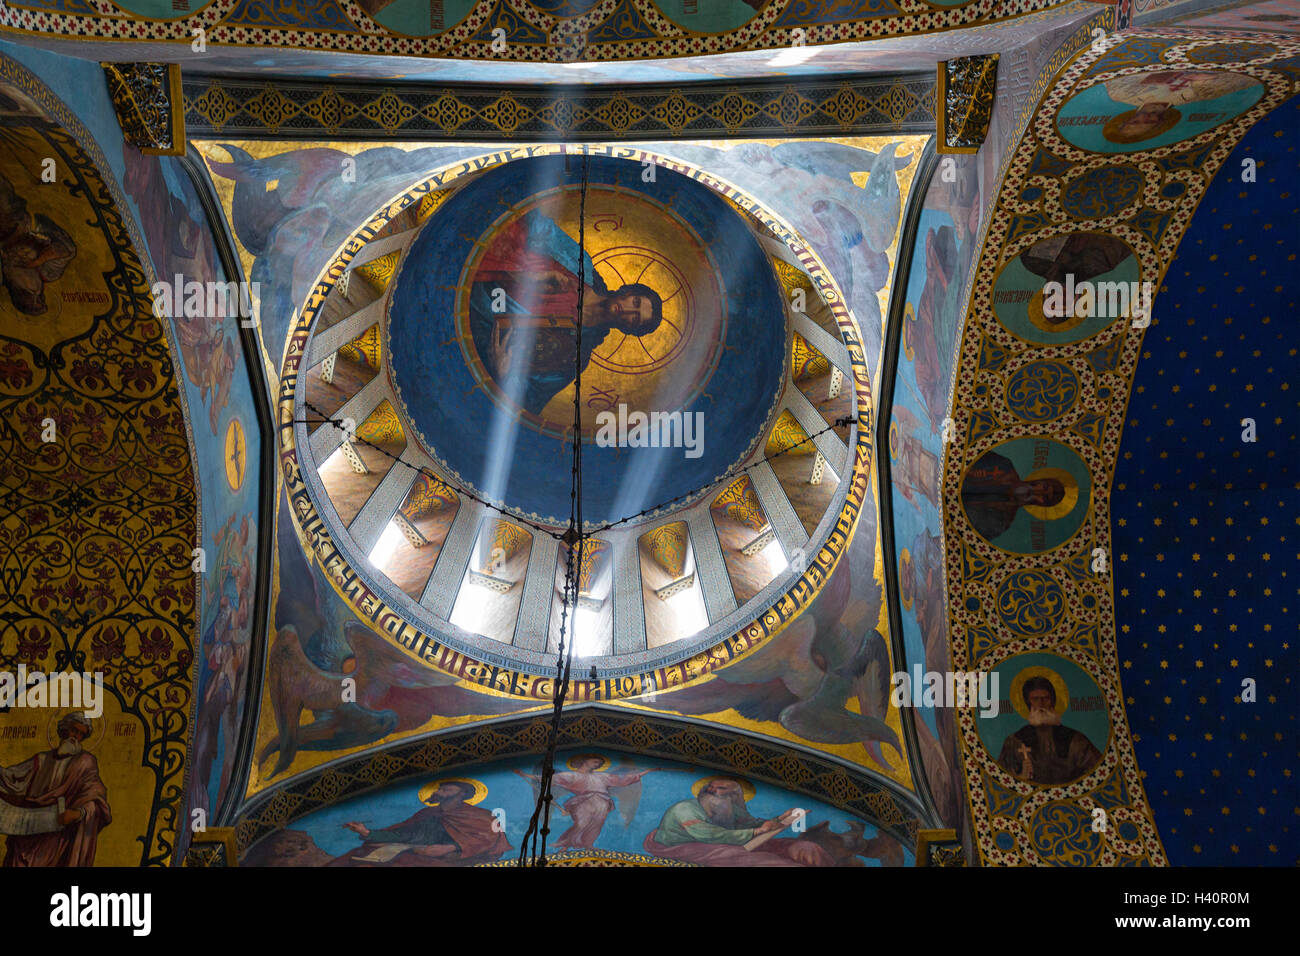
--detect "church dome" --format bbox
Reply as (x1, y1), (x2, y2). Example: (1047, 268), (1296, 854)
(293, 150), (858, 670)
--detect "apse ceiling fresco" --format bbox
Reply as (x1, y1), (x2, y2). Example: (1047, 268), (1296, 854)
(0, 0), (1295, 877)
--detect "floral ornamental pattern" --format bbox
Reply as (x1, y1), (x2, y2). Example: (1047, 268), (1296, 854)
(791, 331), (831, 381)
(938, 53), (1000, 154)
(101, 62), (185, 156)
(765, 409), (815, 456)
(4, 0), (1069, 63)
(0, 121), (197, 866)
(401, 474), (458, 519)
(182, 73), (936, 141)
(644, 522), (687, 579)
(945, 31), (1300, 867)
(712, 475), (767, 532)
(1004, 359), (1080, 422)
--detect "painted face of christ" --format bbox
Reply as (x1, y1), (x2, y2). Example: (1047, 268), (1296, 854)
(468, 207), (667, 417)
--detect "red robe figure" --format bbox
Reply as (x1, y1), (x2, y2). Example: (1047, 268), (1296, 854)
(0, 712), (112, 866)
(468, 208), (663, 415)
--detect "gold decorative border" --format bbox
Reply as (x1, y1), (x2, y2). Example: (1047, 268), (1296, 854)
(0, 0), (1087, 64)
(184, 826), (240, 866)
(102, 61), (186, 156)
(937, 54), (1000, 154)
(945, 30), (1300, 866)
(0, 49), (207, 868)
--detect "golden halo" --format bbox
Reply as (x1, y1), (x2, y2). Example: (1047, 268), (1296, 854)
(1022, 467), (1081, 521)
(898, 548), (914, 611)
(565, 753), (611, 772)
(1009, 665), (1070, 721)
(46, 707), (107, 752)
(418, 777), (488, 806)
(888, 420), (901, 461)
(692, 775), (756, 802)
(1028, 288), (1088, 334)
(902, 302), (916, 361)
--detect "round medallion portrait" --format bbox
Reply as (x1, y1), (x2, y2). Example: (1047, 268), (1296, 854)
(959, 437), (1091, 554)
(387, 154), (786, 526)
(992, 231), (1142, 345)
(976, 652), (1110, 788)
(457, 183), (727, 438)
(1056, 69), (1264, 153)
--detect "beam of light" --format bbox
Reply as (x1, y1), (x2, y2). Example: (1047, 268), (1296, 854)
(666, 578), (709, 639)
(368, 521), (405, 569)
(760, 537), (788, 574)
(450, 576), (488, 636)
(572, 607), (603, 657)
(768, 46), (820, 68)
(481, 160), (593, 507)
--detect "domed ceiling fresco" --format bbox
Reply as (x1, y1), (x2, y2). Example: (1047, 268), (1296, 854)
(0, 0), (1294, 878)
(194, 130), (932, 829)
(385, 154), (786, 525)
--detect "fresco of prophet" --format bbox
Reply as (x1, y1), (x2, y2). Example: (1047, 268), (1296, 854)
(997, 676), (1103, 785)
(333, 780), (509, 866)
(0, 173), (76, 316)
(1101, 70), (1258, 145)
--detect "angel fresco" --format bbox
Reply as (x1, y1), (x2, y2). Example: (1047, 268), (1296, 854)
(651, 553), (901, 770)
(187, 512), (256, 818)
(202, 142), (488, 362)
(121, 144), (235, 435)
(660, 140), (914, 364)
(514, 754), (656, 849)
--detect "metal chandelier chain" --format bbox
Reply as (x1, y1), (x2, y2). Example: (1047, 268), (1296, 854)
(518, 151), (590, 867)
(294, 405), (855, 541)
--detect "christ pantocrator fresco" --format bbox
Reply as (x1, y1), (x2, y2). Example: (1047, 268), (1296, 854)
(467, 208), (665, 417)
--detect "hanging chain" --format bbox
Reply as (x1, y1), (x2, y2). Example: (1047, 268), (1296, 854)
(519, 151), (589, 867)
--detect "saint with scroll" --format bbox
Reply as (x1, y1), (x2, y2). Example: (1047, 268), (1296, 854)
(0, 712), (111, 866)
(644, 776), (833, 866)
(333, 778), (509, 866)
